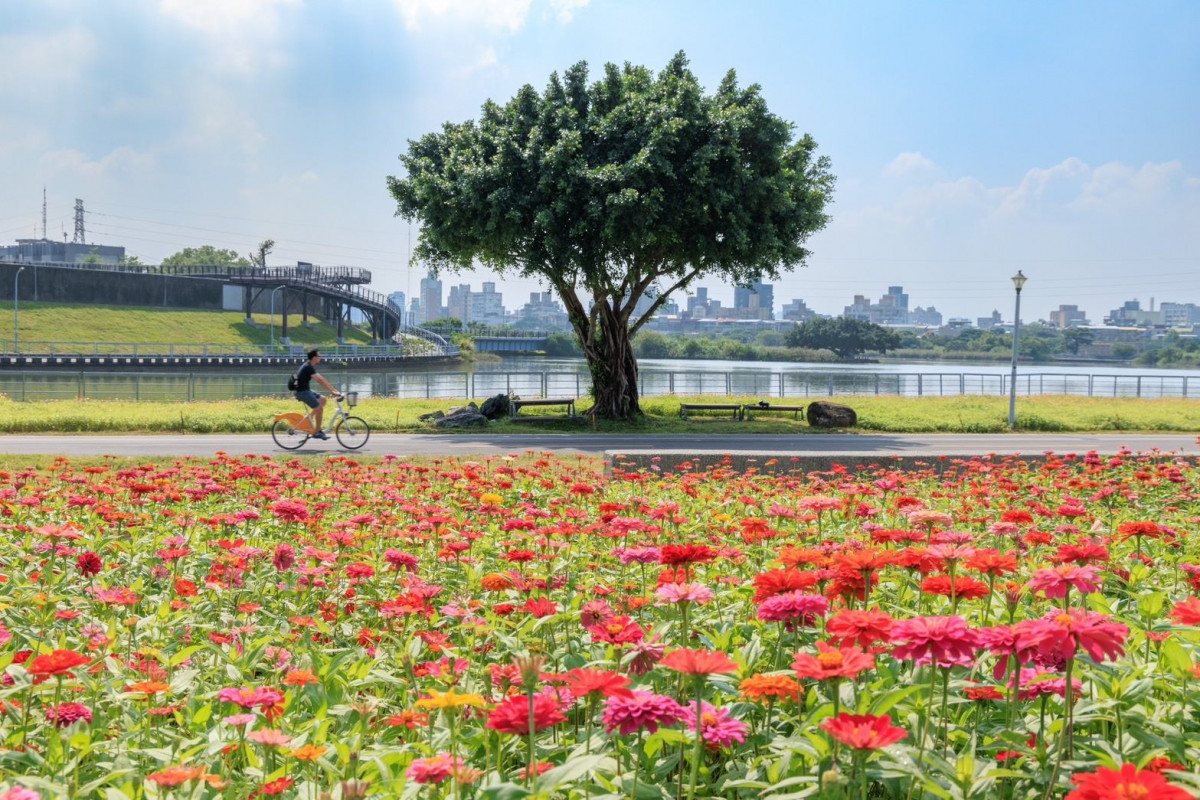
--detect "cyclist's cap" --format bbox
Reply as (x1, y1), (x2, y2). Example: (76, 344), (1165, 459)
(307, 348), (320, 360)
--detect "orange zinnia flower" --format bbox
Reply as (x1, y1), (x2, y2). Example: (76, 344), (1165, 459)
(283, 669), (320, 686)
(821, 713), (907, 749)
(739, 674), (802, 703)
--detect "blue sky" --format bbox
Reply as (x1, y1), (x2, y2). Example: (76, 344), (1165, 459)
(2, 0), (1197, 321)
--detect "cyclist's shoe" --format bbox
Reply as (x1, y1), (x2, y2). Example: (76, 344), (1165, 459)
(312, 432), (330, 440)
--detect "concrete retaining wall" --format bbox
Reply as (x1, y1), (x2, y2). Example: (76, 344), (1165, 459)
(0, 263), (226, 309)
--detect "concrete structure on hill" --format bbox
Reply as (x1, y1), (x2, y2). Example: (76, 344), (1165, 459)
(1, 238), (125, 265)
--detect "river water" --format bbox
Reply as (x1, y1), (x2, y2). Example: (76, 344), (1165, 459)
(4, 355), (1200, 402)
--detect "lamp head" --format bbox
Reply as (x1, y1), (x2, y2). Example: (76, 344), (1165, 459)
(1011, 270), (1027, 291)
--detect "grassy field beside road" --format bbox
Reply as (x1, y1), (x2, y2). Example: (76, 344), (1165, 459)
(0, 394), (1196, 434)
(1, 301), (373, 347)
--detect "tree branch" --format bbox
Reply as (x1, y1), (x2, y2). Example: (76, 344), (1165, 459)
(629, 266), (702, 336)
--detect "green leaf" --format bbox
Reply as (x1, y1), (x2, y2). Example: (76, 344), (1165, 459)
(480, 782), (532, 800)
(1160, 638), (1193, 679)
(537, 754), (611, 792)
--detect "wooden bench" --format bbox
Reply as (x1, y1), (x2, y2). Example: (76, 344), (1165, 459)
(742, 403), (805, 421)
(679, 402), (744, 421)
(511, 397), (577, 419)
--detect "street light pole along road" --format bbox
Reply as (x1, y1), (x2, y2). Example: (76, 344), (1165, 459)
(1008, 270), (1027, 429)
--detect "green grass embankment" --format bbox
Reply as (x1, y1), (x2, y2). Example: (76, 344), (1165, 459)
(1, 301), (373, 347)
(0, 395), (1197, 434)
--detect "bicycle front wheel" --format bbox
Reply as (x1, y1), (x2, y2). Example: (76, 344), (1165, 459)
(335, 416), (371, 450)
(272, 418), (309, 450)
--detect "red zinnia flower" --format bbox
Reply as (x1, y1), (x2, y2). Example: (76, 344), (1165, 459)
(1117, 521), (1162, 541)
(820, 713), (907, 749)
(751, 568), (819, 603)
(587, 615), (645, 645)
(27, 650), (90, 677)
(660, 648), (738, 675)
(920, 575), (991, 600)
(75, 552), (103, 577)
(826, 609), (894, 648)
(1025, 609), (1129, 665)
(486, 693), (567, 736)
(1065, 763), (1192, 800)
(1170, 596), (1200, 626)
(660, 545), (717, 566)
(561, 668), (634, 700)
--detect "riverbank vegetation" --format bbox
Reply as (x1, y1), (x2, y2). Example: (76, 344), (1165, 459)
(1, 394), (1196, 434)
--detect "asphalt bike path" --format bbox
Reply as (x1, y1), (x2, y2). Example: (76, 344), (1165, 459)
(0, 433), (1196, 458)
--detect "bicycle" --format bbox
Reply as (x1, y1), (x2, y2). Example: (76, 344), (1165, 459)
(272, 391), (371, 450)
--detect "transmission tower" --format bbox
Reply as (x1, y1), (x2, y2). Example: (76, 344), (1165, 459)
(42, 187), (47, 239)
(73, 199), (85, 244)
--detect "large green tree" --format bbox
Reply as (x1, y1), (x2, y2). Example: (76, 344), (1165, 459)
(388, 52), (834, 419)
(786, 317), (900, 360)
(161, 246), (250, 268)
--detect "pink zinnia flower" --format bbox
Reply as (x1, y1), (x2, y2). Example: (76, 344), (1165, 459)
(602, 691), (686, 735)
(271, 499), (309, 523)
(406, 754), (465, 785)
(616, 546), (661, 565)
(272, 544), (295, 571)
(1025, 609), (1129, 665)
(45, 703), (92, 727)
(757, 592), (829, 627)
(384, 549), (419, 572)
(2, 788), (41, 800)
(222, 713), (257, 726)
(217, 687), (285, 710)
(1026, 565), (1101, 599)
(890, 616), (979, 668)
(656, 583), (714, 606)
(681, 703), (748, 748)
(248, 729), (292, 747)
(627, 639), (665, 675)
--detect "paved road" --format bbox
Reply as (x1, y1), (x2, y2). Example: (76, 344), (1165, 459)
(0, 432), (1196, 458)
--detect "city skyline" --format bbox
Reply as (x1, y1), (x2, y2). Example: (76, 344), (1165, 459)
(1, 2), (1196, 320)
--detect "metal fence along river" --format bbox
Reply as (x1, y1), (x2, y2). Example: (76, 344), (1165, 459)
(1, 368), (1198, 403)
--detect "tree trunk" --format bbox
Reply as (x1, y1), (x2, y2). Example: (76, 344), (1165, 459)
(577, 305), (641, 420)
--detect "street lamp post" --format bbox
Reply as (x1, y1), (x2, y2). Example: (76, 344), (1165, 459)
(13, 266), (25, 353)
(270, 285), (285, 349)
(1008, 270), (1027, 429)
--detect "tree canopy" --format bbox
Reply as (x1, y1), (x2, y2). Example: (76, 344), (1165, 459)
(161, 246), (250, 268)
(388, 51), (834, 418)
(786, 317), (901, 360)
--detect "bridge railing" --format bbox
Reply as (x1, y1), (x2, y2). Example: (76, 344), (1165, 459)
(0, 369), (1192, 403)
(0, 340), (446, 358)
(1, 259), (373, 284)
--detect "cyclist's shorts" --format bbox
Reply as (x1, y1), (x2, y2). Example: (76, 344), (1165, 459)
(295, 390), (321, 408)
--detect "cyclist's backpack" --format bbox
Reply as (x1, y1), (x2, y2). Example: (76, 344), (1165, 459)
(287, 373), (298, 391)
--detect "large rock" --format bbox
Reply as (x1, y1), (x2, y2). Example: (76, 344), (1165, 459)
(479, 393), (511, 421)
(445, 402), (480, 418)
(807, 401), (857, 428)
(418, 410), (445, 422)
(434, 412), (488, 429)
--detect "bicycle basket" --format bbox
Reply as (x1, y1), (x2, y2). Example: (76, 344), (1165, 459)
(344, 391), (358, 408)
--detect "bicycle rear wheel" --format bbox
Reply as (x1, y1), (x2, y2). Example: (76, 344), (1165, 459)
(335, 416), (370, 450)
(272, 418), (309, 450)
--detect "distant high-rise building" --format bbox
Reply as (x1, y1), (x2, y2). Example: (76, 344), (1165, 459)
(733, 281), (774, 319)
(1048, 304), (1089, 328)
(909, 306), (943, 327)
(418, 271), (443, 324)
(387, 291), (407, 324)
(781, 298), (817, 322)
(844, 286), (911, 324)
(518, 291), (570, 330)
(447, 284), (471, 323)
(469, 282), (505, 326)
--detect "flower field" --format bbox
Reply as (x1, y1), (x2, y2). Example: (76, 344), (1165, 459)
(2, 451), (1200, 799)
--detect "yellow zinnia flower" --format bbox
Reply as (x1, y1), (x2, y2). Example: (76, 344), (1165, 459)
(414, 688), (486, 710)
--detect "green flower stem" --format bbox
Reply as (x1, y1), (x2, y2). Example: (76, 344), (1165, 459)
(687, 675), (704, 800)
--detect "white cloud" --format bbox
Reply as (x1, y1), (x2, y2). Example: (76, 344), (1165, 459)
(547, 0), (590, 23)
(158, 0), (301, 34)
(39, 146), (156, 177)
(391, 0), (533, 31)
(157, 0), (301, 72)
(997, 157), (1089, 215)
(884, 151), (935, 177)
(172, 84), (266, 155)
(0, 28), (97, 103)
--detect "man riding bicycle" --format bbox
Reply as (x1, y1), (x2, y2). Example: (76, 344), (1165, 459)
(292, 348), (342, 440)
